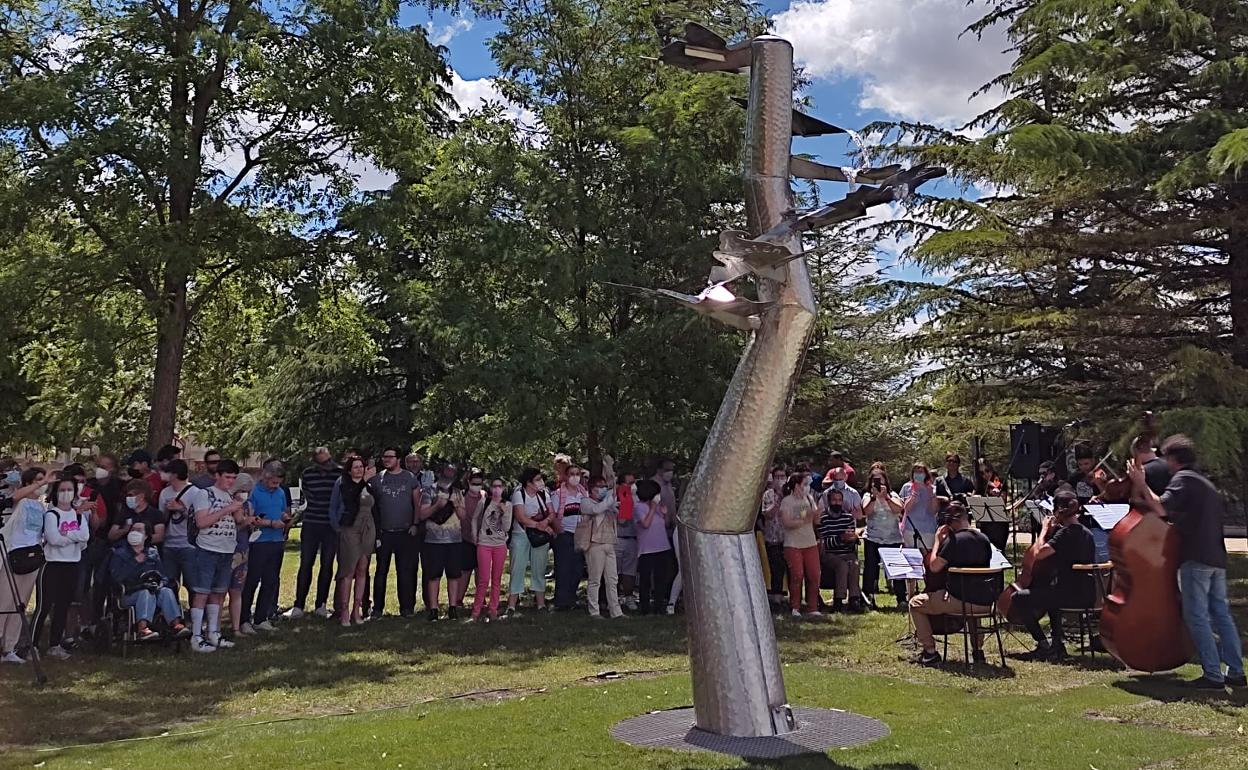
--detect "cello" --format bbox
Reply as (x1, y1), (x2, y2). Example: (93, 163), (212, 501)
(1099, 412), (1193, 671)
(996, 519), (1056, 624)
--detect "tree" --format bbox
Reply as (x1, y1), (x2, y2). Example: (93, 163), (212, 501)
(0, 0), (451, 450)
(349, 0), (766, 474)
(874, 0), (1248, 485)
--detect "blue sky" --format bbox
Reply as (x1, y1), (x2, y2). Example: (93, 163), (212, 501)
(401, 0), (1015, 282)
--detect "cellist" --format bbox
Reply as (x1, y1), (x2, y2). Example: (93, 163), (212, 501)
(1012, 489), (1096, 662)
(1127, 434), (1245, 689)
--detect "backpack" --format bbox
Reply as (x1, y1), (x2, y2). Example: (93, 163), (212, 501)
(169, 485), (197, 546)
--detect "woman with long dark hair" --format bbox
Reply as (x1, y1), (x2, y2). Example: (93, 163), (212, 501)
(32, 476), (91, 657)
(330, 456), (376, 627)
(860, 466), (905, 609)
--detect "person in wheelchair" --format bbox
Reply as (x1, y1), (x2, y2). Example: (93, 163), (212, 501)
(109, 523), (192, 642)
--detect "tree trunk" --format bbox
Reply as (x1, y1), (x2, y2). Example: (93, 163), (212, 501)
(146, 281), (189, 452)
(586, 428), (602, 477)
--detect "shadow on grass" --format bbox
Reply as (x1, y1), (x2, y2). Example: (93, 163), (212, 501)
(0, 602), (852, 751)
(1114, 673), (1248, 708)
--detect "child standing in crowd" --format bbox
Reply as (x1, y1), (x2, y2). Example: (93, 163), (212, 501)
(469, 479), (512, 622)
(614, 472), (639, 611)
(32, 477), (91, 657)
(190, 460), (248, 653)
(634, 479), (673, 615)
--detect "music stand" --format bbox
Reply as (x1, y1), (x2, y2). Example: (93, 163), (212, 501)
(967, 495), (1009, 552)
(880, 547), (925, 646)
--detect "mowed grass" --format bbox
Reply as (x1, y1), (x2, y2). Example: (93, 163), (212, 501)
(1, 538), (1247, 769)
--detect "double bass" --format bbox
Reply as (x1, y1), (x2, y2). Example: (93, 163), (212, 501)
(1099, 412), (1193, 671)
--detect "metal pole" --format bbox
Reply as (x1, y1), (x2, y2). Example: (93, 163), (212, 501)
(677, 36), (813, 738)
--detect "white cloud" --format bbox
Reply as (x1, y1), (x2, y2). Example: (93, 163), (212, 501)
(425, 18), (473, 47)
(773, 0), (1013, 127)
(449, 71), (539, 128)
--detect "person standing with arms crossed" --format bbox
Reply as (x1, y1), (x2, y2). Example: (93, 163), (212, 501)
(368, 448), (421, 618)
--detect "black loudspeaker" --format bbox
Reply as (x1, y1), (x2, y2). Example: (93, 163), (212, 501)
(1007, 421), (1060, 480)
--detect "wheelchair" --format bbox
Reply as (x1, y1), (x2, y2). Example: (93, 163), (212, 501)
(94, 582), (187, 657)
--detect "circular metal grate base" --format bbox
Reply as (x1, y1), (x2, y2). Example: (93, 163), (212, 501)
(610, 706), (890, 758)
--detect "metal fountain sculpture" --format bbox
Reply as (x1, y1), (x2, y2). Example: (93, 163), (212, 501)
(614, 25), (945, 742)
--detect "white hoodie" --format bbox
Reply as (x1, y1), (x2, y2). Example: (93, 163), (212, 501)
(42, 507), (90, 563)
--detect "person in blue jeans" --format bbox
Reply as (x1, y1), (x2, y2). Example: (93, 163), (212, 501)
(1129, 434), (1245, 689)
(241, 460), (292, 633)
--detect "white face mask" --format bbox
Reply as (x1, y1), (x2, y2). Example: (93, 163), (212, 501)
(567, 475), (581, 487)
(126, 531), (145, 547)
(37, 484), (48, 497)
(469, 484), (483, 493)
(126, 496), (141, 510)
(94, 467), (110, 480)
(57, 489), (75, 506)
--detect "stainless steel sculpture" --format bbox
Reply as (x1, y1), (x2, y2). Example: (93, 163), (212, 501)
(639, 24), (945, 740)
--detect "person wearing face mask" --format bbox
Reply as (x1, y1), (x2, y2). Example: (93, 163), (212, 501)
(0, 467), (51, 664)
(816, 489), (865, 613)
(455, 470), (487, 612)
(820, 451), (857, 489)
(108, 480), (167, 545)
(109, 523), (192, 642)
(62, 463), (110, 639)
(124, 449), (161, 499)
(31, 478), (91, 658)
(86, 455), (124, 519)
(507, 468), (555, 616)
(650, 460), (678, 534)
(613, 472), (640, 612)
(900, 462), (940, 552)
(820, 467), (862, 519)
(468, 479), (512, 622)
(780, 474), (821, 618)
(581, 475), (623, 619)
(418, 463), (466, 621)
(551, 465), (587, 612)
(760, 465), (790, 609)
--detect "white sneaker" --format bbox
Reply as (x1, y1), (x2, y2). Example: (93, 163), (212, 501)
(238, 623), (256, 636)
(282, 607), (305, 620)
(191, 636), (216, 653)
(210, 634), (236, 649)
(46, 645), (71, 660)
(312, 606), (331, 619)
(808, 611), (823, 617)
(1, 651), (26, 664)
(255, 620), (278, 632)
(791, 609), (802, 618)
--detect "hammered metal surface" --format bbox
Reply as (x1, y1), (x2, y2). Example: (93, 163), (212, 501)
(611, 707), (891, 758)
(678, 37), (813, 739)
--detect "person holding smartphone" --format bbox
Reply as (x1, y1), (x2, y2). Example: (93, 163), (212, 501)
(860, 467), (905, 609)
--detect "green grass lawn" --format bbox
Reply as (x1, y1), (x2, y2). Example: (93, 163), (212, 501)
(2, 537), (1248, 769)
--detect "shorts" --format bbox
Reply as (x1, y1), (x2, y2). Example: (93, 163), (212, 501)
(231, 551), (249, 592)
(189, 549), (233, 594)
(421, 541), (463, 581)
(615, 536), (638, 578)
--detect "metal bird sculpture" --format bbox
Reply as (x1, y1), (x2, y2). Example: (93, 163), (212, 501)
(766, 164), (947, 239)
(659, 22), (751, 72)
(789, 156), (903, 185)
(728, 97), (845, 137)
(604, 282), (772, 331)
(709, 229), (811, 284)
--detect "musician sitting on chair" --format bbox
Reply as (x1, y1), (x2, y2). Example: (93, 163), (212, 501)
(908, 502), (998, 667)
(1013, 489), (1096, 662)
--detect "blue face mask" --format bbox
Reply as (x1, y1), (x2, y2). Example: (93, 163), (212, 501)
(912, 472), (926, 484)
(4, 470), (19, 485)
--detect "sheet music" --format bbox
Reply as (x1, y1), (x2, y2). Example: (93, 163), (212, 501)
(989, 546), (1012, 570)
(1024, 498), (1052, 523)
(966, 495), (1009, 523)
(1084, 503), (1130, 531)
(879, 547), (925, 580)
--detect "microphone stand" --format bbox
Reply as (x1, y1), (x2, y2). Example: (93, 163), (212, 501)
(0, 533), (48, 686)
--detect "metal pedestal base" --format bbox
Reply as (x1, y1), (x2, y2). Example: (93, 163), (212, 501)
(611, 706), (890, 759)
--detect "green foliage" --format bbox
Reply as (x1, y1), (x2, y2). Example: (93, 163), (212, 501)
(875, 0), (1248, 479)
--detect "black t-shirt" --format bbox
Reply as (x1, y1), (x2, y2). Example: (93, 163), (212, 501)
(937, 528), (1000, 605)
(109, 504), (166, 542)
(1143, 457), (1171, 497)
(936, 474), (976, 501)
(1161, 469), (1227, 569)
(1068, 471), (1097, 504)
(1044, 521), (1097, 607)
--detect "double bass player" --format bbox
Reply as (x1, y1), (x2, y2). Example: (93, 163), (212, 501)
(1127, 434), (1245, 689)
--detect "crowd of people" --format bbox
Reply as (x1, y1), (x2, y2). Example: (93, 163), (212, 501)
(0, 434), (1241, 691)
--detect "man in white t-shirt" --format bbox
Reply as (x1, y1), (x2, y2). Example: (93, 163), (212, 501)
(189, 459), (249, 653)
